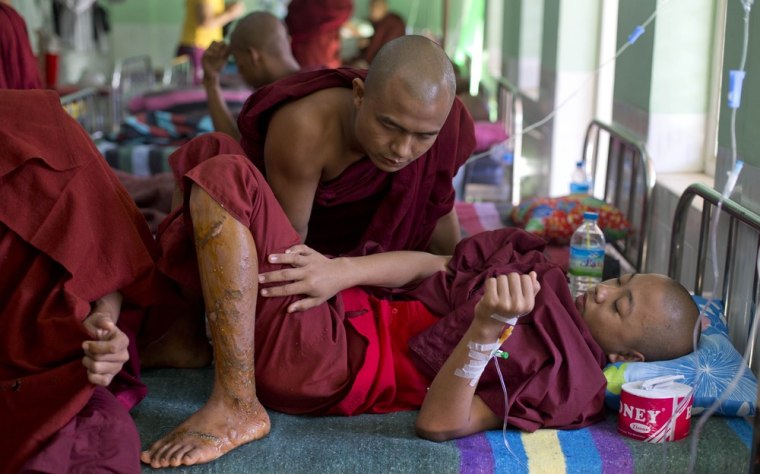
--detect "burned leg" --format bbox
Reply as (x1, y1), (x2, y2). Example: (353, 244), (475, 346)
(141, 185), (270, 468)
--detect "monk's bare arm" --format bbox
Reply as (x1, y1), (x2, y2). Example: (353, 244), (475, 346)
(416, 273), (540, 441)
(428, 209), (461, 255)
(259, 245), (450, 312)
(264, 102), (324, 242)
(202, 42), (240, 140)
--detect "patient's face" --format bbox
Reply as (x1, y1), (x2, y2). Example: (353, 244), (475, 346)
(353, 77), (450, 172)
(576, 273), (669, 360)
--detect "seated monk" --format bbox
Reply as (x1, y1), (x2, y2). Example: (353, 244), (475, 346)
(0, 90), (183, 471)
(211, 34), (475, 257)
(201, 11), (300, 140)
(140, 139), (699, 468)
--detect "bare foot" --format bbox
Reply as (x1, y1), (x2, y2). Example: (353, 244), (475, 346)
(140, 393), (271, 468)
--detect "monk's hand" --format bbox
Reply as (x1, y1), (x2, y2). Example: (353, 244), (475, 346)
(201, 41), (230, 84)
(258, 244), (347, 313)
(82, 294), (129, 387)
(473, 272), (540, 330)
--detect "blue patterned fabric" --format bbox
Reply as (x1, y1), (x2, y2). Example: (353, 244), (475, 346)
(604, 296), (757, 416)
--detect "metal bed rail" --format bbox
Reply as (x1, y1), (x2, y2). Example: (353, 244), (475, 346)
(161, 54), (193, 89)
(668, 183), (760, 468)
(495, 76), (523, 206)
(60, 87), (111, 139)
(110, 55), (155, 133)
(583, 119), (656, 272)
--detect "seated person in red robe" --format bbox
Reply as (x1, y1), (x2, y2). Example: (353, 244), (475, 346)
(0, 2), (43, 89)
(351, 0), (406, 67)
(0, 89), (183, 472)
(285, 0), (352, 69)
(228, 35), (476, 257)
(201, 11), (300, 140)
(140, 137), (699, 468)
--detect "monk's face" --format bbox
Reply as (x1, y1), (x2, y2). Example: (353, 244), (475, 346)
(352, 77), (451, 172)
(576, 273), (669, 362)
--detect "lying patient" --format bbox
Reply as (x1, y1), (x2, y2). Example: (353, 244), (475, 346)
(140, 134), (700, 468)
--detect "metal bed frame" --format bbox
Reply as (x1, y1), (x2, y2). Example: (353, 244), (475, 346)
(161, 54), (193, 89)
(59, 87), (111, 139)
(666, 182), (760, 468)
(110, 55), (155, 132)
(584, 119), (656, 273)
(495, 77), (523, 206)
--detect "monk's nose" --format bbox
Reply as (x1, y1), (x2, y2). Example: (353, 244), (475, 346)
(390, 134), (414, 160)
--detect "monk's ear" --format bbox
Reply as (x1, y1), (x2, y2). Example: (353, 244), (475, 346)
(248, 47), (261, 64)
(608, 350), (645, 363)
(352, 78), (366, 107)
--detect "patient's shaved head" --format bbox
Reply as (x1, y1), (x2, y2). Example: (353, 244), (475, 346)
(365, 35), (456, 106)
(230, 11), (289, 56)
(637, 277), (700, 361)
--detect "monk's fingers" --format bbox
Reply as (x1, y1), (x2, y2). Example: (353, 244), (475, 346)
(260, 281), (309, 298)
(83, 359), (123, 386)
(258, 267), (302, 284)
(284, 244), (313, 256)
(287, 297), (323, 313)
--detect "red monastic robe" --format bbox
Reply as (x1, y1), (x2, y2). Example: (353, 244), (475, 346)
(0, 90), (176, 471)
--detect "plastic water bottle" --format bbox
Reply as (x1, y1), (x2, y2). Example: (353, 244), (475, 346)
(570, 161), (591, 194)
(568, 211), (605, 297)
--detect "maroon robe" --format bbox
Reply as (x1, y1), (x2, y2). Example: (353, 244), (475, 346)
(285, 0), (353, 68)
(235, 67), (476, 256)
(0, 90), (177, 472)
(0, 4), (43, 90)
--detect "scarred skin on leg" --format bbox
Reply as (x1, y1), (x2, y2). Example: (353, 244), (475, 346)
(141, 185), (271, 468)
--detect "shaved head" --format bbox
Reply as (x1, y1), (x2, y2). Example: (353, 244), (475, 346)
(637, 276), (700, 361)
(230, 11), (290, 56)
(365, 35), (455, 106)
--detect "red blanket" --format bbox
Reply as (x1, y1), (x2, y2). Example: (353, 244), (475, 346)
(0, 90), (175, 471)
(0, 4), (43, 90)
(236, 67), (476, 256)
(406, 228), (609, 431)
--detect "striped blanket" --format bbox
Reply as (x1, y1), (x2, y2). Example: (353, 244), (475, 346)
(135, 368), (751, 473)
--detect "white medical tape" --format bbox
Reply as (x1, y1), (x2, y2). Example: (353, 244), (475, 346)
(455, 340), (502, 386)
(490, 313), (519, 325)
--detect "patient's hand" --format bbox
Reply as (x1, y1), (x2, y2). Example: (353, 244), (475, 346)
(82, 297), (129, 387)
(258, 244), (348, 313)
(474, 272), (540, 330)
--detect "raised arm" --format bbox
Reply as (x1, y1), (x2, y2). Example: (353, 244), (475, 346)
(202, 41), (241, 140)
(263, 101), (325, 242)
(415, 272), (540, 441)
(259, 245), (450, 313)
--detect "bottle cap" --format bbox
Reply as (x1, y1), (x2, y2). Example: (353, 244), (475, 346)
(576, 161), (584, 167)
(583, 211), (598, 220)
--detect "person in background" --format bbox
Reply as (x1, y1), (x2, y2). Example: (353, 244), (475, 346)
(201, 11), (300, 140)
(0, 1), (43, 89)
(356, 0), (406, 67)
(177, 0), (245, 84)
(285, 0), (353, 68)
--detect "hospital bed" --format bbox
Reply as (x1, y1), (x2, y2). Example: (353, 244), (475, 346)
(133, 181), (757, 473)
